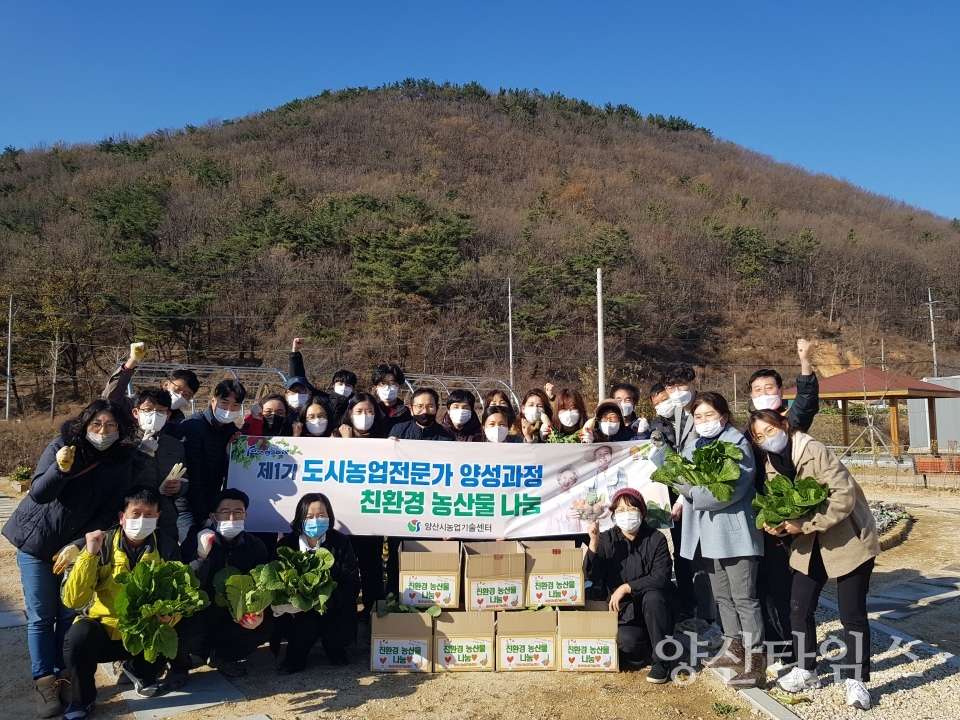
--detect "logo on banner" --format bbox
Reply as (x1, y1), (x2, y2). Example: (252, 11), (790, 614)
(407, 520), (421, 532)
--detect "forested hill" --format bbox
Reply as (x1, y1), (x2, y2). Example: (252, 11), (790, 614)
(1, 79), (958, 412)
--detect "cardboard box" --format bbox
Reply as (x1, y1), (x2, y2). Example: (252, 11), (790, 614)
(369, 600), (433, 673)
(398, 540), (461, 609)
(557, 601), (619, 671)
(434, 611), (495, 672)
(496, 608), (558, 670)
(523, 540), (586, 607)
(463, 541), (526, 611)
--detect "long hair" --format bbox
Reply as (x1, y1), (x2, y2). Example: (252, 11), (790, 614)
(747, 409), (793, 453)
(290, 492), (335, 536)
(344, 392), (387, 437)
(62, 399), (137, 465)
(298, 395), (334, 437)
(553, 388), (587, 431)
(514, 388), (554, 435)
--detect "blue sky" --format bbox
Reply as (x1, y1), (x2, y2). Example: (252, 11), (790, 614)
(3, 1), (958, 219)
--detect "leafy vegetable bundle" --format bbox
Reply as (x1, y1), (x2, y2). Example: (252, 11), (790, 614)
(751, 475), (830, 530)
(214, 566), (274, 623)
(114, 560), (209, 662)
(253, 546), (338, 613)
(650, 441), (744, 501)
(377, 592), (442, 618)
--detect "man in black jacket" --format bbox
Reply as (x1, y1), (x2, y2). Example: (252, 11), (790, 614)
(388, 388), (453, 441)
(102, 342), (200, 426)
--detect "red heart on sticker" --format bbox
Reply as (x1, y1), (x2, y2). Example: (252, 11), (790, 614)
(507, 655), (514, 663)
(408, 593), (416, 600)
(379, 657), (386, 664)
(568, 656), (576, 664)
(536, 592), (543, 599)
(471, 653), (478, 661)
(595, 655), (602, 661)
(407, 655), (413, 663)
(502, 595), (509, 602)
(561, 590), (567, 597)
(477, 597), (483, 605)
(435, 591), (442, 598)
(533, 653), (539, 660)
(445, 656), (453, 663)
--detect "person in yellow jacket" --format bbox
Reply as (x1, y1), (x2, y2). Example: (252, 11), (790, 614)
(60, 487), (180, 720)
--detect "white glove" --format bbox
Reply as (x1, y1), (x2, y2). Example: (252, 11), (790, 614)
(632, 417), (650, 434)
(138, 434), (159, 457)
(197, 529), (216, 557)
(129, 342), (147, 363)
(271, 603), (301, 616)
(52, 543), (80, 574)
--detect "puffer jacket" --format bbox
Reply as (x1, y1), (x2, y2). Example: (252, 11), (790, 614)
(441, 413), (483, 442)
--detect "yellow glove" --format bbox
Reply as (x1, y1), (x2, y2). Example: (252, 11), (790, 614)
(52, 544), (80, 574)
(129, 342), (147, 364)
(56, 445), (75, 472)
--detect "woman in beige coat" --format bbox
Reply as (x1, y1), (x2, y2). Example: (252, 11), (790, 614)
(749, 409), (879, 711)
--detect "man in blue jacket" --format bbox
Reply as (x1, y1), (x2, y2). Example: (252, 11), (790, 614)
(388, 388), (453, 441)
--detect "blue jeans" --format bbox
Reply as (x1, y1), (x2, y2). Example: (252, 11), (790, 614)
(17, 550), (77, 679)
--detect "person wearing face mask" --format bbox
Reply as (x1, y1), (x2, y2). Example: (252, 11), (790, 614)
(388, 388), (454, 441)
(169, 489), (272, 684)
(286, 338), (330, 410)
(610, 382), (651, 435)
(747, 338), (819, 436)
(2, 399), (136, 718)
(676, 392), (765, 688)
(441, 389), (483, 441)
(241, 394), (294, 438)
(272, 493), (361, 673)
(543, 388), (590, 442)
(660, 363), (700, 456)
(371, 362), (410, 431)
(515, 389), (554, 443)
(328, 369), (358, 427)
(169, 379), (247, 535)
(591, 399), (650, 443)
(58, 488), (180, 717)
(481, 406), (523, 444)
(584, 489), (679, 684)
(102, 342), (200, 426)
(336, 393), (388, 439)
(748, 410), (878, 710)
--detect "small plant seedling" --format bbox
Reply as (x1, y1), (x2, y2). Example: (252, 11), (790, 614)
(711, 702), (740, 716)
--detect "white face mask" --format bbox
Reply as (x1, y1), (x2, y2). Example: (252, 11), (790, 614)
(558, 410), (580, 427)
(168, 391), (189, 410)
(138, 411), (167, 433)
(217, 520), (244, 539)
(286, 393), (309, 410)
(484, 426), (508, 443)
(618, 402), (634, 418)
(760, 429), (789, 454)
(615, 511), (643, 534)
(448, 409), (472, 427)
(87, 431), (119, 450)
(123, 517), (157, 542)
(695, 418), (723, 438)
(669, 389), (693, 408)
(377, 385), (399, 403)
(752, 394), (782, 411)
(333, 384), (353, 398)
(306, 418), (328, 436)
(352, 413), (375, 432)
(655, 400), (675, 418)
(599, 421), (621, 437)
(523, 406), (542, 424)
(213, 406), (240, 424)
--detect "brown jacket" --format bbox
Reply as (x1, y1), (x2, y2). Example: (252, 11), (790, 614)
(762, 432), (879, 577)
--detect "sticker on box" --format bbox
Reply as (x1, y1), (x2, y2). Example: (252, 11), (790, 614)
(436, 637), (494, 670)
(498, 637), (555, 669)
(469, 580), (522, 610)
(400, 574), (457, 607)
(560, 638), (617, 671)
(372, 639), (430, 672)
(528, 574), (582, 605)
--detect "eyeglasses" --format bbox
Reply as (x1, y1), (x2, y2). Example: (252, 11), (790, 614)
(170, 383), (194, 399)
(88, 421), (119, 432)
(215, 510), (247, 519)
(263, 411), (286, 417)
(411, 404), (437, 412)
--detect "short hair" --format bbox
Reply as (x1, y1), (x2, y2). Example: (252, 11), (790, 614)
(610, 383), (640, 404)
(133, 387), (172, 410)
(648, 382), (666, 398)
(214, 379), (247, 403)
(213, 488), (249, 510)
(290, 492), (335, 536)
(332, 369), (357, 387)
(481, 405), (514, 426)
(372, 363), (405, 387)
(412, 387), (440, 407)
(124, 486), (161, 511)
(556, 464), (579, 482)
(692, 391), (731, 419)
(660, 363), (696, 387)
(748, 369), (783, 389)
(170, 369), (200, 394)
(446, 389), (476, 410)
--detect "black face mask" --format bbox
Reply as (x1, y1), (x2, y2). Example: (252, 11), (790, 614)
(412, 413), (436, 427)
(263, 414), (285, 432)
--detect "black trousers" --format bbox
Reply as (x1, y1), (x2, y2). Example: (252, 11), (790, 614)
(790, 542), (874, 681)
(757, 532), (795, 661)
(276, 605), (355, 670)
(617, 589), (677, 664)
(350, 535), (385, 615)
(670, 520), (697, 619)
(63, 618), (165, 704)
(171, 607), (275, 670)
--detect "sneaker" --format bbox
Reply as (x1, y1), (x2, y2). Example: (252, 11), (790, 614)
(119, 660), (160, 698)
(845, 679), (871, 710)
(700, 622), (724, 651)
(766, 659), (795, 678)
(777, 666), (822, 692)
(61, 700), (95, 720)
(646, 661), (671, 684)
(34, 675), (62, 718)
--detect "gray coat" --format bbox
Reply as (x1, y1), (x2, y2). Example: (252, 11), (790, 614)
(679, 424), (763, 561)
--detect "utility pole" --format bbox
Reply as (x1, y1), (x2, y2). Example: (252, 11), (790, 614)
(922, 288), (943, 377)
(507, 278), (514, 393)
(880, 338), (886, 372)
(733, 372), (738, 412)
(596, 268), (605, 401)
(49, 331), (62, 421)
(5, 295), (11, 421)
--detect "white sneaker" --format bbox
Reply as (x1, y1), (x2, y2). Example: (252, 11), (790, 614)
(845, 679), (871, 710)
(766, 659), (795, 678)
(776, 666), (822, 692)
(701, 622), (724, 651)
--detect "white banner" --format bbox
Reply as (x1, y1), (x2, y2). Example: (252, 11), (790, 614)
(227, 436), (672, 539)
